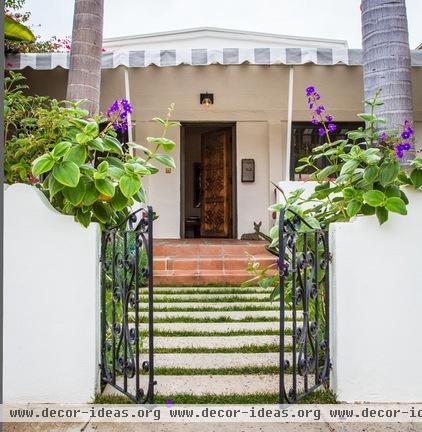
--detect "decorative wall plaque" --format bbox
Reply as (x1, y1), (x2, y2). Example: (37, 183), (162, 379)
(241, 159), (255, 182)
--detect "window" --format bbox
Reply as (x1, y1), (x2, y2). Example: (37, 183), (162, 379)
(290, 122), (364, 180)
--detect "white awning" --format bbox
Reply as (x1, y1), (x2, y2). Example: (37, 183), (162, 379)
(6, 48), (422, 70)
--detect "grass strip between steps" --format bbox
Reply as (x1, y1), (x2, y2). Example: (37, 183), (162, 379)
(143, 366), (302, 375)
(138, 305), (281, 313)
(95, 390), (337, 404)
(148, 343), (290, 354)
(140, 297), (274, 303)
(151, 289), (269, 295)
(153, 329), (292, 337)
(151, 365), (280, 376)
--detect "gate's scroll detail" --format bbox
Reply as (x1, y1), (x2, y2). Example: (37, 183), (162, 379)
(278, 209), (330, 403)
(100, 207), (155, 403)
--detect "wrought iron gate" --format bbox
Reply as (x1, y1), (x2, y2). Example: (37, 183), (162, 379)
(278, 209), (330, 403)
(100, 207), (155, 403)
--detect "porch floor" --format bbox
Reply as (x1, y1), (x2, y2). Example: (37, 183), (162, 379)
(154, 239), (276, 286)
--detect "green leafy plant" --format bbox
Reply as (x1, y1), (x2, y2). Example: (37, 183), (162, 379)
(4, 14), (35, 42)
(4, 71), (87, 184)
(4, 72), (178, 229)
(272, 88), (420, 227)
(31, 101), (178, 228)
(245, 86), (421, 303)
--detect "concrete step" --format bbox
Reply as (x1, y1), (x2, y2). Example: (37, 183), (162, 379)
(152, 286), (270, 294)
(138, 310), (301, 320)
(144, 353), (288, 369)
(141, 292), (271, 300)
(140, 321), (292, 332)
(141, 310), (281, 320)
(144, 335), (283, 349)
(154, 270), (253, 286)
(104, 374), (304, 396)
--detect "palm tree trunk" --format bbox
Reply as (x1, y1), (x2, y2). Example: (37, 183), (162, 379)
(361, 0), (414, 160)
(66, 0), (104, 116)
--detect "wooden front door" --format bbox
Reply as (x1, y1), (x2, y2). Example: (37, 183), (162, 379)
(200, 128), (232, 238)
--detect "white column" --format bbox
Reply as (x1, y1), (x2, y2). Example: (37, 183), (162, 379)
(285, 66), (294, 180)
(123, 67), (133, 145)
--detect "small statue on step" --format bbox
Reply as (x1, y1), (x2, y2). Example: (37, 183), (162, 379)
(240, 221), (263, 241)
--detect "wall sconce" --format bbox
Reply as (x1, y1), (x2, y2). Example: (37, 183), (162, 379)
(200, 92), (214, 107)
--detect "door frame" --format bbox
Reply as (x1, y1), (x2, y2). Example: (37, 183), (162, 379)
(180, 122), (237, 239)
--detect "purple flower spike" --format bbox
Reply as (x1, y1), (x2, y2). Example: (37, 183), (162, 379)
(401, 130), (411, 140)
(319, 128), (326, 137)
(106, 100), (119, 117)
(328, 123), (337, 133)
(311, 117), (319, 125)
(325, 115), (333, 122)
(316, 105), (325, 115)
(395, 143), (405, 159)
(380, 132), (387, 142)
(306, 86), (315, 96)
(106, 99), (134, 133)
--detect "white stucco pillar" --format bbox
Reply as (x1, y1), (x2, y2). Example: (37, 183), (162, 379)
(268, 122), (284, 228)
(330, 188), (422, 402)
(4, 184), (101, 403)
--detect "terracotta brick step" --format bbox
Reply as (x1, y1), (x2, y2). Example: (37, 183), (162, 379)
(153, 255), (276, 271)
(154, 242), (270, 257)
(153, 239), (275, 285)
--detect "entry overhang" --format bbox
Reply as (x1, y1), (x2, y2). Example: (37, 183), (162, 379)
(6, 48), (422, 70)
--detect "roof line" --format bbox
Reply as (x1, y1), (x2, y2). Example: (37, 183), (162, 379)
(103, 26), (348, 46)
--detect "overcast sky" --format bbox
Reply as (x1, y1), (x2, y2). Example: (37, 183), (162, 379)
(24, 0), (422, 49)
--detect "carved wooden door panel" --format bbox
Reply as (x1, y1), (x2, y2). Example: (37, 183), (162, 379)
(200, 129), (232, 238)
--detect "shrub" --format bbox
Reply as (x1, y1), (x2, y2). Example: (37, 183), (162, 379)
(4, 72), (178, 229)
(246, 86), (421, 299)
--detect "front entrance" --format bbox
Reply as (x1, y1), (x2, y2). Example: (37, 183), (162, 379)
(181, 123), (236, 238)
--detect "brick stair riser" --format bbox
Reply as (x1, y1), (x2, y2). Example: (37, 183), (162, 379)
(153, 256), (276, 271)
(154, 273), (251, 286)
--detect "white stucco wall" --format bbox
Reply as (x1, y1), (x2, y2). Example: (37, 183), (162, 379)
(330, 188), (422, 402)
(4, 184), (101, 403)
(236, 121), (270, 237)
(134, 121), (181, 239)
(414, 121), (422, 151)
